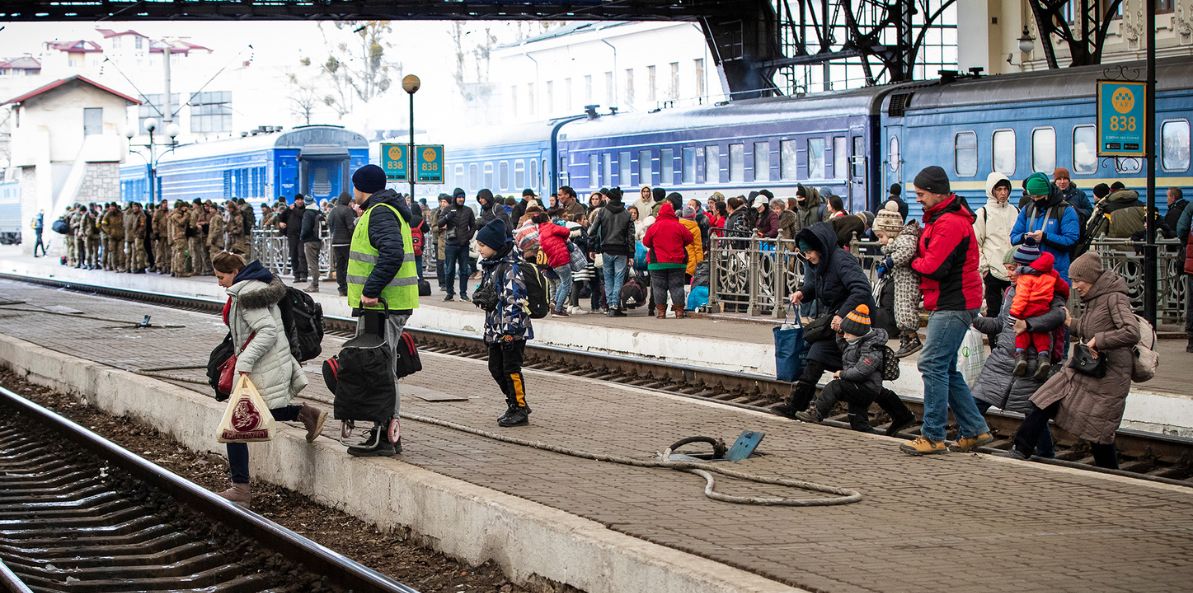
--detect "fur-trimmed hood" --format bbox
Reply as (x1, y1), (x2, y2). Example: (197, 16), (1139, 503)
(228, 276), (287, 309)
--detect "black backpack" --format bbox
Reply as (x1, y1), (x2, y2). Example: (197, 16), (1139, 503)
(499, 261), (550, 319)
(278, 286), (324, 362)
(879, 344), (900, 381)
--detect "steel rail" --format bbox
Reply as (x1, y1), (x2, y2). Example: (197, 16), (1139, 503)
(2, 272), (1191, 485)
(0, 383), (420, 593)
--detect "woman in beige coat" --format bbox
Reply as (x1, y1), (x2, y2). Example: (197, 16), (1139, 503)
(1007, 251), (1139, 469)
(213, 252), (324, 505)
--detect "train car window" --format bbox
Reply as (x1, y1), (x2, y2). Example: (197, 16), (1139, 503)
(808, 138), (826, 179)
(542, 159), (549, 188)
(705, 145), (720, 184)
(1031, 128), (1056, 174)
(833, 137), (847, 179)
(992, 130), (1016, 176)
(589, 155), (599, 188)
(484, 163), (494, 190)
(619, 151), (633, 186)
(852, 136), (865, 178)
(729, 144), (745, 182)
(602, 154), (612, 188)
(530, 160), (539, 191)
(1072, 126), (1097, 174)
(888, 136), (900, 172)
(682, 147), (696, 184)
(754, 142), (770, 182)
(515, 160), (526, 189)
(780, 140), (797, 180)
(639, 150), (653, 186)
(953, 132), (977, 177)
(499, 161), (510, 191)
(469, 164), (479, 189)
(1162, 120), (1191, 172)
(661, 149), (675, 184)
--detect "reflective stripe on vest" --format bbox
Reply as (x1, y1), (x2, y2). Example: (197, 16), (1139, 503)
(347, 202), (420, 311)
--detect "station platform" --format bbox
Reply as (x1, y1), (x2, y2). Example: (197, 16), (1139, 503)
(3, 246), (1191, 438)
(0, 277), (1192, 593)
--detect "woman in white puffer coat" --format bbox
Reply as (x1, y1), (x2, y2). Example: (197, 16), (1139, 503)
(213, 251), (323, 506)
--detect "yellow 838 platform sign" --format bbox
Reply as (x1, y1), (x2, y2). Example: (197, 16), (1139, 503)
(1097, 80), (1147, 158)
(416, 145), (444, 183)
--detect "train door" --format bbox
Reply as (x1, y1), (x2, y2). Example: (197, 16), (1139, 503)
(301, 158), (340, 204)
(276, 153), (298, 202)
(849, 125), (868, 211)
(554, 147), (568, 193)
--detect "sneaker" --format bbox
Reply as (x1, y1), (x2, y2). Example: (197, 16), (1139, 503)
(948, 432), (995, 452)
(1000, 447), (1029, 460)
(443, 294), (455, 302)
(498, 406), (530, 427)
(794, 408), (823, 424)
(773, 400), (802, 419)
(610, 308), (627, 317)
(303, 285), (319, 293)
(884, 413), (916, 437)
(894, 333), (922, 358)
(1032, 355), (1052, 381)
(459, 293), (470, 303)
(552, 308), (569, 317)
(347, 427), (396, 457)
(900, 436), (948, 455)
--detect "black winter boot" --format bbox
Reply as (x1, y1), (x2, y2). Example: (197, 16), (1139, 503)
(1012, 351), (1028, 377)
(498, 406), (530, 427)
(1032, 353), (1052, 381)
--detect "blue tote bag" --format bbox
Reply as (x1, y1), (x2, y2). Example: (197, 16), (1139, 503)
(773, 310), (804, 382)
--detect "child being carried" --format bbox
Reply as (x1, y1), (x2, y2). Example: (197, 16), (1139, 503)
(1009, 239), (1070, 380)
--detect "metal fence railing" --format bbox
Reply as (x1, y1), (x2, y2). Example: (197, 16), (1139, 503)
(708, 235), (1187, 324)
(251, 230), (331, 278)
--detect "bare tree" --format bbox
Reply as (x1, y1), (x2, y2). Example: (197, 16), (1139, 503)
(284, 21), (401, 119)
(1026, 0), (1124, 68)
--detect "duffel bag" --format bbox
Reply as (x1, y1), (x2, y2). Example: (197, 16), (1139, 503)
(331, 324), (395, 424)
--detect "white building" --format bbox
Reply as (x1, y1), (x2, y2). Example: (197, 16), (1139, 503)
(490, 21), (718, 123)
(2, 75), (137, 251)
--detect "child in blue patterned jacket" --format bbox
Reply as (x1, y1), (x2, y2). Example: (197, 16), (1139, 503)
(474, 219), (534, 427)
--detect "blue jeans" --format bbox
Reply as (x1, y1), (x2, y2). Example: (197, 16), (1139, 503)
(443, 244), (469, 297)
(227, 404), (302, 484)
(917, 309), (990, 442)
(602, 254), (628, 309)
(415, 254), (425, 281)
(553, 264), (573, 310)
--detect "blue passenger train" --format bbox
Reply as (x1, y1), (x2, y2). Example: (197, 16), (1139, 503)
(438, 57), (1191, 219)
(120, 125), (369, 206)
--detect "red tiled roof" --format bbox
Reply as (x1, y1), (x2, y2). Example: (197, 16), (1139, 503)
(0, 56), (41, 70)
(2, 75), (141, 106)
(46, 40), (103, 54)
(96, 28), (146, 39)
(149, 39), (212, 55)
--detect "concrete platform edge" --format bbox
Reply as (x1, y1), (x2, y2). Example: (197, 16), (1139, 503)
(0, 333), (804, 593)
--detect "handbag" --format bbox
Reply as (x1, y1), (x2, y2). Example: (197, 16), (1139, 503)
(773, 310), (805, 381)
(217, 332), (256, 397)
(215, 374), (276, 443)
(801, 311), (836, 343)
(567, 240), (588, 272)
(1068, 343), (1106, 378)
(207, 333), (234, 401)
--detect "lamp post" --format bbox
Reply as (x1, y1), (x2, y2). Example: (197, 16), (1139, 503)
(125, 117), (180, 205)
(402, 74), (420, 203)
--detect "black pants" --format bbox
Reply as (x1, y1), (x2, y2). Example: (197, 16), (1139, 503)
(1185, 275), (1193, 336)
(334, 244), (350, 294)
(976, 400), (1055, 457)
(227, 405), (302, 483)
(983, 273), (1010, 317)
(1014, 402), (1118, 469)
(487, 340), (528, 409)
(650, 268), (685, 307)
(817, 380), (881, 431)
(793, 360), (911, 431)
(288, 236), (307, 281)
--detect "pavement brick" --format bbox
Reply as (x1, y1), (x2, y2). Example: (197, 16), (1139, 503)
(2, 278), (1193, 593)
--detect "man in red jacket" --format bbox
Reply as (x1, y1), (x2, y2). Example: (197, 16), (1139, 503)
(901, 166), (994, 456)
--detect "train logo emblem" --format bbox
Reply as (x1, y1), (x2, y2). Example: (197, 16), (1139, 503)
(1111, 87), (1134, 114)
(231, 398), (263, 431)
(387, 145), (404, 160)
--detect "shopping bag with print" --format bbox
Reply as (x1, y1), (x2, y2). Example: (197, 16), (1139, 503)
(216, 374), (276, 443)
(956, 326), (987, 388)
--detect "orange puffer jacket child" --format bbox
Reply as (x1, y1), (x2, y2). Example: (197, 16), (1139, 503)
(1010, 251), (1070, 319)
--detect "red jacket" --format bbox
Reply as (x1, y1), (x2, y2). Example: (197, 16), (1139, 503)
(911, 194), (983, 311)
(1011, 252), (1070, 318)
(642, 202), (693, 269)
(537, 222), (571, 269)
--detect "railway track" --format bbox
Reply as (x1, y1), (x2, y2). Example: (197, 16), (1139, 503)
(0, 383), (419, 593)
(3, 272), (1192, 488)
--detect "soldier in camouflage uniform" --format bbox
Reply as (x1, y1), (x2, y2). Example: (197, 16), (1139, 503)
(152, 202), (170, 274)
(86, 204), (101, 269)
(100, 203), (125, 271)
(188, 198), (209, 275)
(206, 201), (225, 264)
(75, 205), (95, 269)
(168, 201), (191, 277)
(226, 201), (249, 256)
(125, 202), (148, 273)
(67, 205), (82, 267)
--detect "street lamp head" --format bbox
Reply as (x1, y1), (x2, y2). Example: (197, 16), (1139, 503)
(401, 74), (421, 94)
(166, 123), (180, 139)
(1018, 27), (1035, 54)
(124, 128), (135, 140)
(144, 117), (158, 133)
